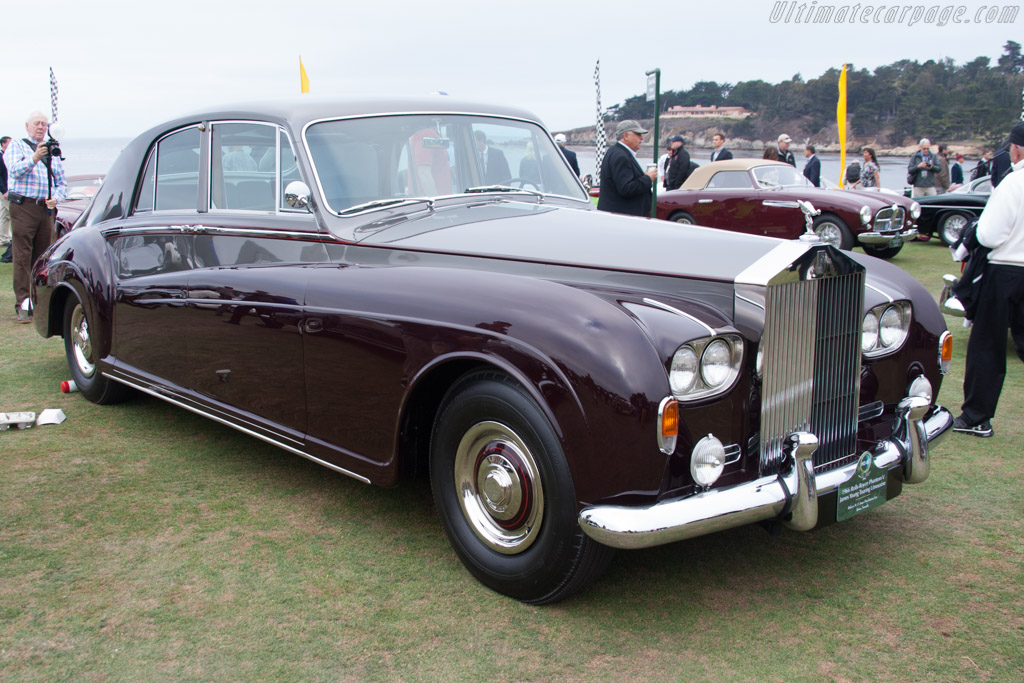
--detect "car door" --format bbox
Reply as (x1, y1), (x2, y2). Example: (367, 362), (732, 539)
(702, 170), (762, 235)
(186, 122), (325, 437)
(110, 125), (202, 390)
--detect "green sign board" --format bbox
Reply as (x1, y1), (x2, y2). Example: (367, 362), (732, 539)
(837, 452), (889, 521)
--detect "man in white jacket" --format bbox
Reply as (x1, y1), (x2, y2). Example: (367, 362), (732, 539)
(955, 122), (1024, 437)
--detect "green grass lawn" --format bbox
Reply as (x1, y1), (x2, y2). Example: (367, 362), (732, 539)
(1, 239), (1022, 681)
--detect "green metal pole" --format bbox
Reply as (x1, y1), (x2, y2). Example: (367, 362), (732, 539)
(647, 68), (661, 218)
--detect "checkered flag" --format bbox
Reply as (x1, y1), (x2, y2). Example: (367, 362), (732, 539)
(594, 59), (607, 180)
(49, 67), (59, 123)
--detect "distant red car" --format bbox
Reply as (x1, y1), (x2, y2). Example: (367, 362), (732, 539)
(55, 174), (104, 238)
(656, 159), (920, 259)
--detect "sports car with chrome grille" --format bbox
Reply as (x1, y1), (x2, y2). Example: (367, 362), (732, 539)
(32, 98), (953, 603)
(656, 159), (921, 259)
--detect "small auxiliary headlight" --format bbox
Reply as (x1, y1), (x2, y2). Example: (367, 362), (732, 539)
(691, 435), (726, 489)
(908, 375), (933, 403)
(860, 205), (872, 225)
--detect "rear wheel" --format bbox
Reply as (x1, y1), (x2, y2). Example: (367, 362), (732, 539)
(63, 295), (131, 405)
(938, 211), (971, 246)
(669, 211), (696, 225)
(813, 214), (853, 250)
(430, 371), (613, 604)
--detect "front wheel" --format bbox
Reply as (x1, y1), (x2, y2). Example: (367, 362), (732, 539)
(862, 242), (904, 259)
(430, 371), (613, 604)
(813, 214), (853, 250)
(63, 295), (131, 405)
(938, 211), (972, 246)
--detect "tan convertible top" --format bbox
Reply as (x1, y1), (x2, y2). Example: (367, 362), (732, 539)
(682, 158), (792, 190)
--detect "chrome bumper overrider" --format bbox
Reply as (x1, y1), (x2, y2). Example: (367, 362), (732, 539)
(858, 228), (918, 245)
(579, 397), (953, 550)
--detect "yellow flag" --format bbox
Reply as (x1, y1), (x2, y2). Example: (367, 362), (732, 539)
(300, 56), (310, 94)
(837, 64), (847, 188)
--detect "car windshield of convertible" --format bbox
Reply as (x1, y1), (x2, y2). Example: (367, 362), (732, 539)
(304, 115), (587, 214)
(753, 165), (813, 190)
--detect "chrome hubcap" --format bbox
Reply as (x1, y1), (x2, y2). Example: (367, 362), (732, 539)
(71, 305), (95, 378)
(943, 215), (968, 243)
(454, 421), (543, 554)
(815, 222), (842, 248)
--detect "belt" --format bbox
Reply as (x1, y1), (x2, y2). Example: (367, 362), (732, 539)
(8, 192), (49, 206)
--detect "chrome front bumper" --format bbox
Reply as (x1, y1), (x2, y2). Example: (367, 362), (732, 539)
(579, 398), (953, 550)
(858, 228), (918, 245)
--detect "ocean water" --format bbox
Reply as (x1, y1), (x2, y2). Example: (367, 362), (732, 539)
(55, 138), (131, 176)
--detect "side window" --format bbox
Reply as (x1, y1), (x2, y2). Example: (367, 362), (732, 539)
(706, 171), (752, 189)
(155, 127), (201, 211)
(135, 150), (156, 212)
(211, 122), (276, 211)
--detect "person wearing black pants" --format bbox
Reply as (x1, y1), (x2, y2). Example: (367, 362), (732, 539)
(955, 122), (1024, 437)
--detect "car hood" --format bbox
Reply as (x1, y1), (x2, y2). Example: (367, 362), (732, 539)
(349, 199), (783, 283)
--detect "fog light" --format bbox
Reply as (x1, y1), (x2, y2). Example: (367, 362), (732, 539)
(690, 434), (725, 489)
(908, 375), (933, 403)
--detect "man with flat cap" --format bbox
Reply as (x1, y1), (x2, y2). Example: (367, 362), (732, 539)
(954, 121), (1024, 438)
(597, 120), (658, 217)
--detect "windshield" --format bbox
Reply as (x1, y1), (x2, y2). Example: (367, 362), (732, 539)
(752, 165), (813, 189)
(305, 114), (586, 213)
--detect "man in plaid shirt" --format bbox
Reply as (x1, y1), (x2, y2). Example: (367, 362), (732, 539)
(3, 111), (66, 323)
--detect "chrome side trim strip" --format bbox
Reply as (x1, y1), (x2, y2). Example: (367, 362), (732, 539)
(641, 298), (716, 335)
(865, 282), (894, 303)
(104, 372), (372, 485)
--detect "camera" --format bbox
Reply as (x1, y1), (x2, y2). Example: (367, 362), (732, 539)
(41, 137), (63, 160)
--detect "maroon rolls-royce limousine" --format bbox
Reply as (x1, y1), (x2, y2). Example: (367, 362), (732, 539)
(32, 97), (954, 603)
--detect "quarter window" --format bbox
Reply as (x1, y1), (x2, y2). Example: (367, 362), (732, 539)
(134, 126), (202, 213)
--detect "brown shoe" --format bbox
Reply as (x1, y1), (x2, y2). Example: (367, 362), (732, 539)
(15, 309), (31, 324)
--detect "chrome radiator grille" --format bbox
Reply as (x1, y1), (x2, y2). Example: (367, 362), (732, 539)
(873, 206), (905, 232)
(759, 269), (864, 475)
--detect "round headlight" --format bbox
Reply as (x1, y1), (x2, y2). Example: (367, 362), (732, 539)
(910, 201), (921, 219)
(859, 205), (872, 225)
(862, 310), (879, 352)
(879, 305), (904, 347)
(670, 346), (698, 394)
(691, 434), (726, 488)
(700, 339), (733, 387)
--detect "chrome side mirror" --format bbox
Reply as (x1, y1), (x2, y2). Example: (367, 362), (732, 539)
(284, 181), (312, 210)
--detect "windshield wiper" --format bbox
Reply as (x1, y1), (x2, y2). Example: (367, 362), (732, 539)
(464, 185), (544, 199)
(339, 197), (433, 215)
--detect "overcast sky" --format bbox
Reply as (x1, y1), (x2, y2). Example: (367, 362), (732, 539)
(1, 0), (1018, 141)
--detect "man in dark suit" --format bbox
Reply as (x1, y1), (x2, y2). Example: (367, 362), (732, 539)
(597, 120), (658, 217)
(665, 135), (692, 190)
(710, 133), (733, 162)
(474, 130), (511, 185)
(803, 144), (821, 187)
(554, 133), (580, 177)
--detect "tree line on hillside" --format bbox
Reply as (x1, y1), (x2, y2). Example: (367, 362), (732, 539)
(606, 41), (1024, 145)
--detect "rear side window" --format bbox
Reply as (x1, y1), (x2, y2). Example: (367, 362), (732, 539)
(134, 126), (202, 212)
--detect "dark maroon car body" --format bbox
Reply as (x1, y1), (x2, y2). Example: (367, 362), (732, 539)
(31, 98), (953, 603)
(656, 159), (921, 259)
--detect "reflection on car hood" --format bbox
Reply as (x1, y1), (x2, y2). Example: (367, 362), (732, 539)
(357, 199), (783, 283)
